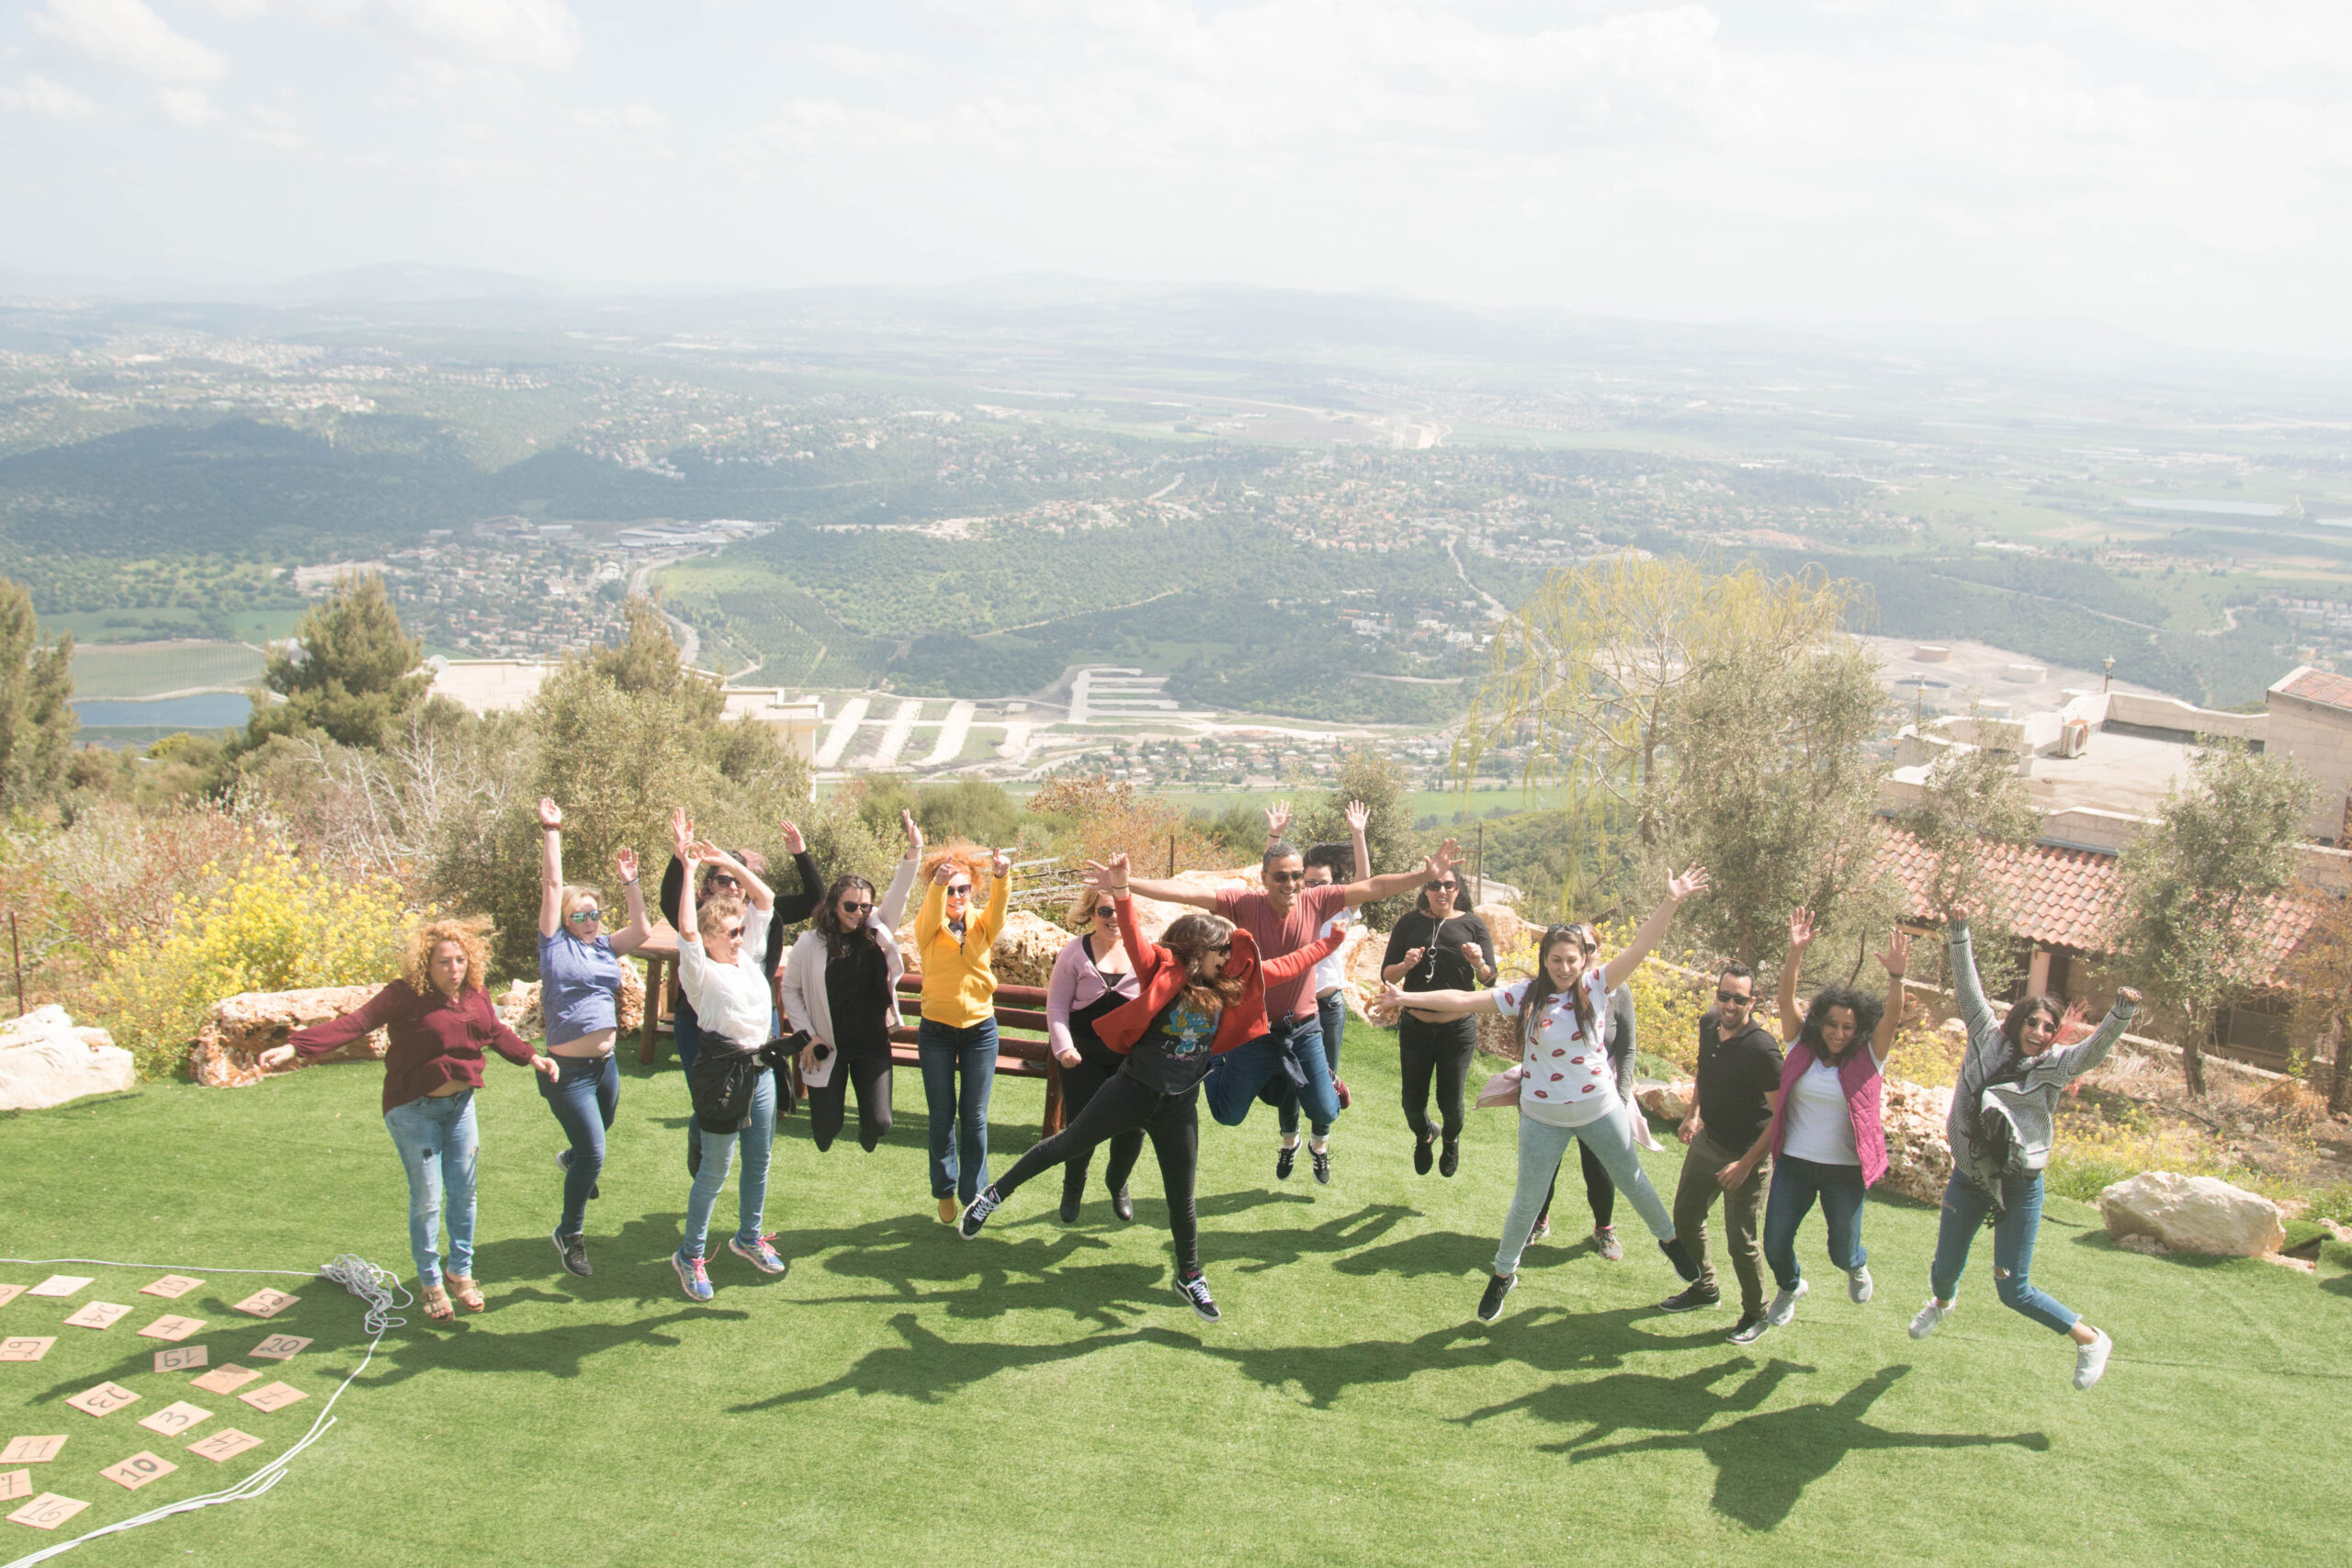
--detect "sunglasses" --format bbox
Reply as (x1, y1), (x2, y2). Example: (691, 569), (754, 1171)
(1716, 989), (1753, 1005)
(1093, 907), (1117, 920)
(566, 908), (603, 924)
(838, 900), (872, 914)
(1267, 870), (1306, 885)
(1207, 941), (1233, 953)
(707, 874), (740, 891)
(946, 884), (973, 897)
(1430, 879), (1457, 889)
(718, 924), (745, 941)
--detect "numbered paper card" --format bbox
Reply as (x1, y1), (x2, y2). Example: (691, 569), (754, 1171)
(0, 1438), (62, 1464)
(139, 1276), (203, 1300)
(189, 1365), (260, 1395)
(0, 1472), (26, 1503)
(0, 1286), (23, 1309)
(100, 1451), (177, 1492)
(62, 1302), (130, 1331)
(6, 1493), (90, 1530)
(137, 1315), (204, 1342)
(137, 1402), (210, 1438)
(62, 1383), (138, 1419)
(230, 1290), (298, 1319)
(23, 1278), (90, 1300)
(187, 1428), (263, 1463)
(0, 1338), (54, 1363)
(153, 1345), (208, 1374)
(237, 1382), (306, 1415)
(248, 1335), (310, 1361)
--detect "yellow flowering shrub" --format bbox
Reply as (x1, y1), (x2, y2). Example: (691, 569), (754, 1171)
(90, 850), (419, 1078)
(1489, 918), (1713, 1076)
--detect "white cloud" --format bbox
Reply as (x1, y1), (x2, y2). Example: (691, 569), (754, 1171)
(236, 98), (316, 152)
(153, 84), (219, 122)
(0, 72), (102, 119)
(571, 102), (668, 132)
(379, 0), (581, 72)
(29, 0), (226, 83)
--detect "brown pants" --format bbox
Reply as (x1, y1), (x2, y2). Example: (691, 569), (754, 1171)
(1671, 1129), (1769, 1316)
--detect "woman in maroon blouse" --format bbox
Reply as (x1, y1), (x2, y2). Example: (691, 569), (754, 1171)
(260, 914), (555, 1321)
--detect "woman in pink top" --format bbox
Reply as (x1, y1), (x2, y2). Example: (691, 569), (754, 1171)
(1740, 909), (1908, 1339)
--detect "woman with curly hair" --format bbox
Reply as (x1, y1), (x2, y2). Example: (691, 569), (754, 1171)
(780, 810), (924, 1156)
(260, 913), (557, 1322)
(1745, 908), (1910, 1339)
(957, 852), (1343, 1324)
(912, 838), (1013, 1224)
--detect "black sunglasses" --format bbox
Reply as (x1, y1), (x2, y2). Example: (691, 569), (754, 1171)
(838, 900), (873, 914)
(1430, 879), (1458, 889)
(946, 883), (973, 897)
(1207, 941), (1233, 953)
(707, 874), (740, 890)
(1267, 870), (1306, 885)
(1716, 989), (1753, 1004)
(1093, 907), (1117, 919)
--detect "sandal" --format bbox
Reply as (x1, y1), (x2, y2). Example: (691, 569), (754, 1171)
(446, 1276), (486, 1313)
(421, 1284), (454, 1322)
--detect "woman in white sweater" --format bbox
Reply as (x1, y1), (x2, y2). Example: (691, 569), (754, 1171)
(781, 812), (922, 1155)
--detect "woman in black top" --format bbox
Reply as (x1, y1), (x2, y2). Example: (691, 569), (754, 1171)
(1382, 872), (1496, 1178)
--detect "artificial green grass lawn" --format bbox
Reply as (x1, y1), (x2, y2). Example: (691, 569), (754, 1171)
(3, 1028), (2346, 1568)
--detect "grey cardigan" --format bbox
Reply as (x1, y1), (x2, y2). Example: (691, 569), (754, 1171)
(1946, 921), (2134, 1179)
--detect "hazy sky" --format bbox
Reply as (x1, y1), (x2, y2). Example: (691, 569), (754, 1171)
(2, 1), (2346, 354)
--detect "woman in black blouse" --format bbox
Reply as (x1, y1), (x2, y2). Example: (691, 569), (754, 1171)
(1382, 873), (1496, 1178)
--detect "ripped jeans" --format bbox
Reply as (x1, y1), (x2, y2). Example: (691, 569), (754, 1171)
(1928, 1170), (2078, 1336)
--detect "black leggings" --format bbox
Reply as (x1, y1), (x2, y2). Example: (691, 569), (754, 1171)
(997, 1072), (1200, 1273)
(808, 1052), (893, 1153)
(1536, 1142), (1617, 1230)
(1399, 1013), (1480, 1144)
(1057, 1050), (1145, 1201)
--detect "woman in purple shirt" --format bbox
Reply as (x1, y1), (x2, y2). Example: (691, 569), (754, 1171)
(1044, 886), (1144, 1223)
(534, 796), (653, 1280)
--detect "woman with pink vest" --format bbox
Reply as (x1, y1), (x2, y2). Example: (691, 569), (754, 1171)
(1739, 909), (1909, 1337)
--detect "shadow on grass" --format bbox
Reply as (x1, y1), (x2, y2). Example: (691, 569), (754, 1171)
(1330, 1229), (1501, 1280)
(1204, 1202), (1420, 1274)
(733, 1311), (1159, 1408)
(352, 1304), (741, 1386)
(1566, 1365), (2050, 1529)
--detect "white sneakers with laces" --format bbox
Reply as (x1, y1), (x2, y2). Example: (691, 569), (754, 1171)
(1909, 1297), (1954, 1339)
(1765, 1278), (1809, 1326)
(2074, 1329), (2113, 1391)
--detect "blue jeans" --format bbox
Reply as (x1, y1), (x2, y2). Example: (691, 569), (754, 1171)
(1275, 992), (1348, 1139)
(918, 1017), (999, 1202)
(1929, 1170), (2078, 1335)
(539, 1053), (617, 1237)
(382, 1090), (478, 1287)
(682, 1066), (775, 1257)
(1762, 1154), (1869, 1291)
(1206, 1014), (1339, 1129)
(1494, 1103), (1672, 1276)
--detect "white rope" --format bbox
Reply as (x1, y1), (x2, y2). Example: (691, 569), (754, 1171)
(0, 1254), (408, 1568)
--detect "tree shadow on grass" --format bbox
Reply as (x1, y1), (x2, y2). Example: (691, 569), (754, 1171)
(1566, 1366), (2050, 1530)
(734, 1311), (1157, 1409)
(1330, 1229), (1501, 1280)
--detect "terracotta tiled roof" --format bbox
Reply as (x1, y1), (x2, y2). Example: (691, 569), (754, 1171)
(1870, 819), (2324, 981)
(2276, 666), (2352, 714)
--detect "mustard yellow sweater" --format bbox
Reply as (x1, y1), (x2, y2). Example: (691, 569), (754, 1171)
(914, 875), (1006, 1027)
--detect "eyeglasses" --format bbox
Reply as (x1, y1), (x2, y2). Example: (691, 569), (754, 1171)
(946, 884), (973, 897)
(1267, 870), (1306, 885)
(838, 900), (872, 914)
(566, 908), (603, 924)
(1716, 989), (1753, 1005)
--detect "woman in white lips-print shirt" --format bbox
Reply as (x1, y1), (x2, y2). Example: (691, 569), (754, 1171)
(1376, 866), (1713, 1327)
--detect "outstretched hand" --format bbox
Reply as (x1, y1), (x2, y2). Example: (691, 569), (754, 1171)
(537, 796), (562, 830)
(1667, 864), (1711, 902)
(1264, 800), (1293, 840)
(2117, 986), (2142, 1007)
(932, 860), (958, 887)
(1787, 906), (1816, 950)
(779, 820), (807, 855)
(990, 848), (1013, 880)
(1084, 853), (1131, 893)
(532, 1055), (560, 1082)
(670, 807), (694, 863)
(614, 847), (639, 884)
(1877, 929), (1912, 978)
(1370, 982), (1408, 1021)
(1345, 798), (1370, 834)
(900, 808), (923, 854)
(258, 1043), (296, 1073)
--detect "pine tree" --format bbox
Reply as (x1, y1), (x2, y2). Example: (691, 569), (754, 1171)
(245, 573), (429, 750)
(0, 577), (77, 805)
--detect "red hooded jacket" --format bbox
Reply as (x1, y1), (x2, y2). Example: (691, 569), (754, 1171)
(1096, 894), (1345, 1055)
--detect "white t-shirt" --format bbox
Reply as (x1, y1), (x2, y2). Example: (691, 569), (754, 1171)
(677, 904), (775, 1051)
(1781, 1056), (1860, 1165)
(1495, 973), (1617, 1128)
(1313, 908), (1351, 996)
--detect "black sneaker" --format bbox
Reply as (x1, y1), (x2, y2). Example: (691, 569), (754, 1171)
(1658, 1236), (1702, 1282)
(556, 1148), (600, 1201)
(1175, 1270), (1221, 1324)
(1058, 1183), (1082, 1224)
(958, 1185), (1001, 1240)
(1726, 1313), (1770, 1345)
(550, 1227), (591, 1278)
(1414, 1135), (1435, 1176)
(1112, 1186), (1134, 1223)
(1476, 1272), (1516, 1324)
(1276, 1143), (1297, 1181)
(1310, 1145), (1331, 1186)
(1659, 1282), (1721, 1314)
(1439, 1139), (1460, 1178)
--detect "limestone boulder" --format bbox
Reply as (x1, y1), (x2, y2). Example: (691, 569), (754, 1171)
(0, 1005), (137, 1110)
(192, 986), (388, 1088)
(1475, 902), (1529, 955)
(1879, 1078), (1956, 1203)
(2098, 1171), (2287, 1257)
(990, 910), (1075, 991)
(1637, 1078), (1694, 1122)
(495, 960), (646, 1038)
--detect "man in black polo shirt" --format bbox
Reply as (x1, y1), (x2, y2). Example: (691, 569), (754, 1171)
(1660, 962), (1783, 1342)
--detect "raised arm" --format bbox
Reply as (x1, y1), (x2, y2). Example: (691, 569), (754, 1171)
(1947, 912), (1997, 1040)
(1263, 799), (1293, 848)
(770, 820), (824, 924)
(1124, 874), (1219, 911)
(1602, 865), (1710, 993)
(694, 840), (773, 912)
(265, 982), (405, 1069)
(1871, 929), (1911, 1065)
(1373, 980), (1500, 1019)
(1343, 839), (1458, 911)
(1090, 856), (1169, 987)
(1777, 906), (1814, 1044)
(1261, 922), (1346, 983)
(1345, 798), (1371, 882)
(537, 796), (566, 938)
(974, 850), (1012, 945)
(2045, 987), (2141, 1081)
(672, 813), (702, 946)
(608, 846), (651, 957)
(879, 810), (922, 927)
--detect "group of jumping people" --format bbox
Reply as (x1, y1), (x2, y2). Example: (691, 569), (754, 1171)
(254, 800), (2139, 1387)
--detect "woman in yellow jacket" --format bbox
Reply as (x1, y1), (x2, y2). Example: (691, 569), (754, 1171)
(915, 841), (1012, 1223)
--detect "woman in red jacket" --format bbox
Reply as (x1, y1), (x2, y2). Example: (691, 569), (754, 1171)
(259, 914), (556, 1322)
(957, 852), (1342, 1323)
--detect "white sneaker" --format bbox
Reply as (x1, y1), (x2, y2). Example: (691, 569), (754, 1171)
(1766, 1278), (1808, 1326)
(1909, 1297), (1954, 1339)
(1848, 1264), (1873, 1303)
(2073, 1329), (2112, 1391)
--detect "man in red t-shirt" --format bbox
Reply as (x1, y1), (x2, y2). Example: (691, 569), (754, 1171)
(1127, 832), (1457, 1175)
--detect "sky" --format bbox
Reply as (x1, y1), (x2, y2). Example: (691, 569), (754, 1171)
(2, 1), (2348, 355)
